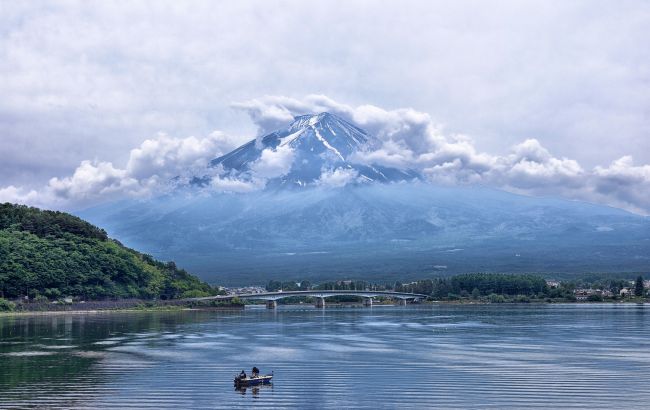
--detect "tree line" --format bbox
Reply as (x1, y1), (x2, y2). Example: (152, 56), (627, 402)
(266, 273), (569, 301)
(395, 273), (549, 298)
(0, 203), (217, 301)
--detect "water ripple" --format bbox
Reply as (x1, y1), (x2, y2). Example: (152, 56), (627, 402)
(2, 305), (650, 409)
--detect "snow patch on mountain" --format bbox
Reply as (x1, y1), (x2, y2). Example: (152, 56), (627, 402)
(204, 112), (419, 189)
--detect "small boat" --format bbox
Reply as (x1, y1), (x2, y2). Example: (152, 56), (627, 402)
(234, 372), (273, 387)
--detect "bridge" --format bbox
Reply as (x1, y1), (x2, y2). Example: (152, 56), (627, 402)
(191, 290), (428, 309)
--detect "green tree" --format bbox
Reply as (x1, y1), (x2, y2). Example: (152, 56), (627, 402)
(281, 281), (299, 291)
(471, 288), (481, 299)
(489, 293), (506, 303)
(266, 280), (282, 291)
(635, 276), (644, 297)
(0, 298), (15, 311)
(0, 203), (215, 301)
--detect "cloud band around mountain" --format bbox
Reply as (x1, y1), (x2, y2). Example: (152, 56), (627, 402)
(1, 94), (649, 215)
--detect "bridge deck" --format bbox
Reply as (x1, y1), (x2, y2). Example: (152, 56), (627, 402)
(190, 290), (428, 302)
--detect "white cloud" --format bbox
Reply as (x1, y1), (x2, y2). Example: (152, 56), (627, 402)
(0, 185), (40, 205)
(0, 131), (241, 209)
(591, 156), (650, 214)
(210, 175), (265, 193)
(494, 139), (585, 190)
(318, 168), (360, 188)
(126, 131), (238, 180)
(231, 95), (650, 214)
(231, 95), (353, 136)
(233, 95), (445, 156)
(48, 160), (141, 201)
(249, 145), (295, 179)
(2, 94), (650, 215)
(351, 143), (414, 170)
(2, 1), (649, 192)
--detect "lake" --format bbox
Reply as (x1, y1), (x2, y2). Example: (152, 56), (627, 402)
(2, 304), (650, 409)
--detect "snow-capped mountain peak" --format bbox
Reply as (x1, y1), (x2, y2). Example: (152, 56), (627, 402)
(209, 112), (418, 187)
(282, 112), (370, 157)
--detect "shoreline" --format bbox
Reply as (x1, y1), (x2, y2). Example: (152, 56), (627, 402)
(0, 305), (244, 317)
(3, 300), (648, 317)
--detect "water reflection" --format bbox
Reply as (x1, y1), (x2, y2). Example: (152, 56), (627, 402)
(1, 305), (650, 409)
(235, 384), (273, 397)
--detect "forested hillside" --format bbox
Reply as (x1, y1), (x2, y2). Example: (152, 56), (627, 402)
(0, 203), (216, 300)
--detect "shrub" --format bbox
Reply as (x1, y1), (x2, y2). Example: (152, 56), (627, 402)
(489, 293), (506, 303)
(34, 294), (49, 303)
(0, 298), (16, 312)
(180, 289), (211, 299)
(44, 288), (62, 299)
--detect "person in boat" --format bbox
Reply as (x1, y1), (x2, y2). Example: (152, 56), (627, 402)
(252, 366), (259, 378)
(239, 370), (247, 380)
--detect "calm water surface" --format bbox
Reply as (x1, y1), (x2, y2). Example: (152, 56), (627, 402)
(2, 304), (650, 409)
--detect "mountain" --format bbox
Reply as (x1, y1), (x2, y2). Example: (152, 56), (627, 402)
(77, 113), (650, 286)
(206, 112), (419, 187)
(0, 203), (215, 300)
(79, 184), (650, 286)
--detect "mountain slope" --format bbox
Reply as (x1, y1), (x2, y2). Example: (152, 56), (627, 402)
(0, 203), (215, 299)
(79, 184), (650, 286)
(77, 113), (650, 285)
(208, 112), (419, 186)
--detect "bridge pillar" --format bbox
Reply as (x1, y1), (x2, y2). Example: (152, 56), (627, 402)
(397, 298), (407, 306)
(315, 297), (326, 308)
(266, 300), (277, 309)
(363, 297), (373, 307)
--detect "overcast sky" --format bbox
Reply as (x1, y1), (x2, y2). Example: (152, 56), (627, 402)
(1, 0), (649, 212)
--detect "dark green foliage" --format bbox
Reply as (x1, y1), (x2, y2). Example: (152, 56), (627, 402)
(314, 280), (377, 291)
(0, 203), (215, 300)
(399, 273), (548, 298)
(280, 281), (300, 291)
(514, 295), (531, 303)
(266, 280), (282, 292)
(450, 273), (547, 296)
(471, 288), (481, 299)
(0, 203), (108, 241)
(0, 298), (15, 311)
(488, 293), (506, 303)
(185, 297), (244, 308)
(635, 276), (644, 297)
(179, 289), (212, 299)
(265, 280), (314, 292)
